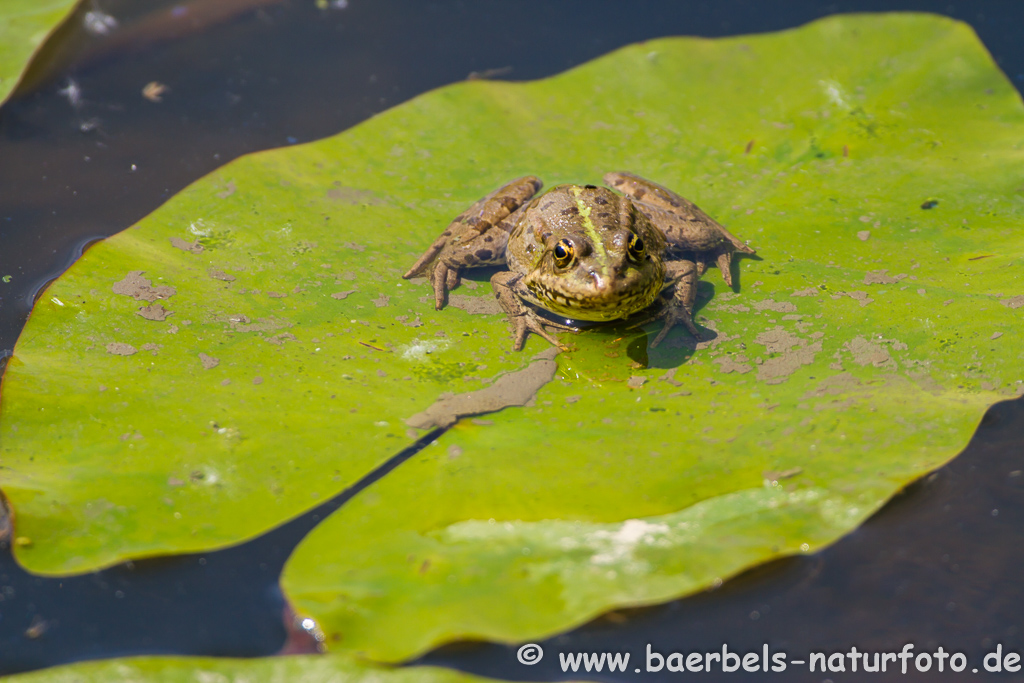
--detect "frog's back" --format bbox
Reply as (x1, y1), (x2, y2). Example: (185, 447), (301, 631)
(507, 184), (635, 272)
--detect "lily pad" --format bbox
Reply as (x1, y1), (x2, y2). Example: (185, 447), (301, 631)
(277, 14), (1024, 660)
(0, 0), (80, 105)
(4, 654), (490, 683)
(0, 9), (1021, 665)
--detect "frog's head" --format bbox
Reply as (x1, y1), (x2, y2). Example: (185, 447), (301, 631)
(520, 185), (666, 322)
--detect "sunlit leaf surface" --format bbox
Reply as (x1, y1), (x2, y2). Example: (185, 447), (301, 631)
(0, 0), (79, 105)
(0, 11), (1021, 664)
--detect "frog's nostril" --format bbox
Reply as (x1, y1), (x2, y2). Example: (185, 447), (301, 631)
(589, 271), (604, 288)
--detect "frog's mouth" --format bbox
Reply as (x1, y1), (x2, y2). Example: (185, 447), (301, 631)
(523, 272), (663, 322)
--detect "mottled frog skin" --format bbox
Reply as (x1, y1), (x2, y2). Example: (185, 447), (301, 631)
(404, 172), (755, 350)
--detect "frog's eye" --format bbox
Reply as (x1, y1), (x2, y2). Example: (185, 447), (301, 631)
(553, 239), (575, 268)
(628, 233), (646, 259)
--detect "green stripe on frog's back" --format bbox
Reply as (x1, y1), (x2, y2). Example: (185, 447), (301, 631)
(570, 185), (610, 279)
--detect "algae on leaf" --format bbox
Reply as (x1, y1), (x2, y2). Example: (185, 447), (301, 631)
(0, 0), (80, 105)
(0, 10), (1021, 666)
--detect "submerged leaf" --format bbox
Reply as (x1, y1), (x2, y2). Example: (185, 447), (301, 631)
(5, 654), (488, 683)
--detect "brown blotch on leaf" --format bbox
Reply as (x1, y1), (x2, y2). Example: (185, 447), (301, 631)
(863, 269), (906, 285)
(331, 290), (356, 300)
(446, 294), (502, 315)
(1001, 295), (1024, 309)
(266, 333), (297, 345)
(198, 353), (220, 370)
(660, 368), (683, 387)
(170, 237), (204, 254)
(406, 348), (559, 429)
(713, 355), (752, 374)
(373, 294), (391, 308)
(106, 342), (137, 356)
(209, 269), (236, 282)
(112, 271), (176, 302)
(216, 181), (237, 199)
(136, 303), (172, 321)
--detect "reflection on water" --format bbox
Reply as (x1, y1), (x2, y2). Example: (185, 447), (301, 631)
(0, 0), (1022, 678)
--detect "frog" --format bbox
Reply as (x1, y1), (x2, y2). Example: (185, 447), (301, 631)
(403, 172), (755, 350)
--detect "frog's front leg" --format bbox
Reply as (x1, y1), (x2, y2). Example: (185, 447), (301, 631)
(491, 271), (577, 351)
(604, 171), (754, 287)
(404, 176), (542, 308)
(632, 258), (701, 348)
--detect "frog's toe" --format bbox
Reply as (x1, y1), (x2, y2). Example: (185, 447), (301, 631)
(429, 262), (454, 309)
(445, 265), (461, 291)
(716, 251), (734, 287)
(648, 307), (701, 348)
(511, 312), (572, 351)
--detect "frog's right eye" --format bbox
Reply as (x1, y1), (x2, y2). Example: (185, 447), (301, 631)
(553, 239), (575, 268)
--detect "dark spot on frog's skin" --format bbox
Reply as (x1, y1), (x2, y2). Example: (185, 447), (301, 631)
(541, 232), (552, 241)
(464, 253), (478, 264)
(593, 197), (608, 205)
(561, 207), (579, 216)
(442, 230), (452, 236)
(475, 249), (493, 260)
(633, 188), (646, 199)
(484, 235), (493, 242)
(584, 184), (598, 190)
(499, 196), (518, 211)
(597, 212), (611, 218)
(540, 202), (555, 211)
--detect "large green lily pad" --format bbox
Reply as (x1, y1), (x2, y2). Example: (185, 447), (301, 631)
(0, 9), (1022, 663)
(0, 0), (79, 105)
(279, 14), (1024, 660)
(5, 654), (494, 683)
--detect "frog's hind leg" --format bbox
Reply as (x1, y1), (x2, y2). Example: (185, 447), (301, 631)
(603, 171), (754, 287)
(404, 176), (542, 308)
(491, 271), (577, 351)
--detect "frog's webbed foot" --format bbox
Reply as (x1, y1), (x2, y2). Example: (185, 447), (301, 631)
(423, 260), (462, 309)
(509, 310), (577, 351)
(404, 176), (543, 309)
(630, 257), (701, 348)
(491, 270), (577, 351)
(629, 302), (701, 348)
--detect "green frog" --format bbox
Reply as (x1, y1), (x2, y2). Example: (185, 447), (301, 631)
(404, 172), (755, 350)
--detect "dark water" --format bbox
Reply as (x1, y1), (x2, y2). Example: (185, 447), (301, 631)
(0, 0), (1022, 679)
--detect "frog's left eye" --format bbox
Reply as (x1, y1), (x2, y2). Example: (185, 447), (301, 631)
(628, 233), (646, 259)
(553, 239), (575, 268)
